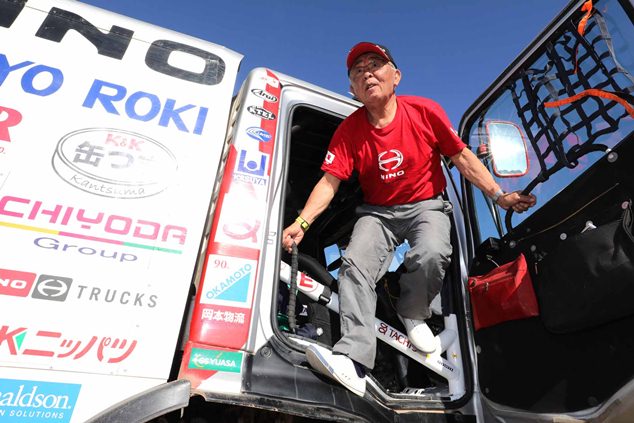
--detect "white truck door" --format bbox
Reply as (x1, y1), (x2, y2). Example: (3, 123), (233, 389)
(0, 0), (241, 421)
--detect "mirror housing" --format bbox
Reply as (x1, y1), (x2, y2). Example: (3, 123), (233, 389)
(485, 120), (529, 177)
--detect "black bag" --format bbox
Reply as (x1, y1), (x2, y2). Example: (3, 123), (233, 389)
(536, 200), (634, 333)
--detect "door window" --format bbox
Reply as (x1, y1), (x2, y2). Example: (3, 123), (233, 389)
(464, 0), (634, 242)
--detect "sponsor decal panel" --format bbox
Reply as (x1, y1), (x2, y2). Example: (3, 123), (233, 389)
(245, 127), (271, 143)
(0, 268), (36, 297)
(189, 303), (251, 349)
(31, 275), (72, 302)
(0, 105), (23, 143)
(178, 343), (243, 393)
(256, 70), (281, 160)
(188, 348), (242, 373)
(0, 36), (226, 134)
(250, 89), (278, 103)
(200, 304), (247, 325)
(0, 378), (81, 422)
(221, 219), (260, 243)
(32, 236), (139, 263)
(214, 179), (265, 248)
(0, 10), (240, 406)
(52, 129), (178, 199)
(0, 195), (187, 255)
(82, 79), (211, 135)
(299, 272), (318, 293)
(200, 256), (257, 308)
(378, 322), (416, 350)
(0, 105), (18, 189)
(233, 149), (269, 186)
(259, 75), (280, 88)
(188, 70), (282, 351)
(0, 325), (137, 364)
(0, 267), (159, 308)
(246, 106), (275, 120)
(68, 284), (158, 308)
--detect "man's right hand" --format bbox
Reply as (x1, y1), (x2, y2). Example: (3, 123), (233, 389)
(282, 221), (305, 253)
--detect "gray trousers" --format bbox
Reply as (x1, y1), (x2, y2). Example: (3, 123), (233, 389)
(332, 196), (453, 370)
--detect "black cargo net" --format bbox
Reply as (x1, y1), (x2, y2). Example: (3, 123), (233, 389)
(505, 6), (634, 195)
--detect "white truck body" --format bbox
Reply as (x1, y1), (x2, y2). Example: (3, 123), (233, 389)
(0, 0), (240, 420)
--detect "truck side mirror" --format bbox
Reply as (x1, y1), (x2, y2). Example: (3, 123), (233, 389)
(485, 120), (529, 177)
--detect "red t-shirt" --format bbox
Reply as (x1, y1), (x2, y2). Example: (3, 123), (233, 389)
(321, 96), (466, 206)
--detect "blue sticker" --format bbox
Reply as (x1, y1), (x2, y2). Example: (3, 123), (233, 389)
(0, 378), (81, 422)
(245, 127), (272, 142)
(205, 263), (252, 303)
(236, 150), (267, 177)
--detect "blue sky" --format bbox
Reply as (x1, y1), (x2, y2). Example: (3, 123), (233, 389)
(80, 0), (570, 127)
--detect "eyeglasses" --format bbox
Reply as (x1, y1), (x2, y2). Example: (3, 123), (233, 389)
(349, 58), (391, 80)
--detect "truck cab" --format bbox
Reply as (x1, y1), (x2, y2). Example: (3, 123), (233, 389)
(177, 0), (634, 419)
(1, 0), (634, 422)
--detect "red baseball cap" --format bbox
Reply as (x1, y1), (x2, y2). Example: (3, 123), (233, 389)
(346, 42), (397, 74)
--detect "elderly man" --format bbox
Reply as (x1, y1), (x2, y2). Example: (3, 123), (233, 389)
(282, 42), (536, 397)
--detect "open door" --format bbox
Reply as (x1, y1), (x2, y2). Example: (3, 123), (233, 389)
(460, 0), (634, 420)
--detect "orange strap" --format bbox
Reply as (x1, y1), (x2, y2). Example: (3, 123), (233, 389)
(578, 0), (594, 36)
(544, 88), (634, 118)
(574, 0), (594, 74)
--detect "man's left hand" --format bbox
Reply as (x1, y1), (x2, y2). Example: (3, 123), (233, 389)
(496, 191), (537, 213)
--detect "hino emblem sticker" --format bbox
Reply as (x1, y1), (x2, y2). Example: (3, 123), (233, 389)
(31, 275), (73, 301)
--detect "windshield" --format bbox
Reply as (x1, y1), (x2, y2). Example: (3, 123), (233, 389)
(465, 0), (634, 242)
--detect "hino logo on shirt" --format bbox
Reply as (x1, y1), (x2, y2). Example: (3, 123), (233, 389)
(378, 149), (405, 180)
(324, 151), (335, 165)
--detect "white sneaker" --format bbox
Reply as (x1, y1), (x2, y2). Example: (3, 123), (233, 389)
(305, 344), (366, 397)
(398, 315), (436, 354)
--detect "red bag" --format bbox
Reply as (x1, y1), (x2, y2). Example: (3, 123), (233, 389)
(468, 254), (539, 331)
